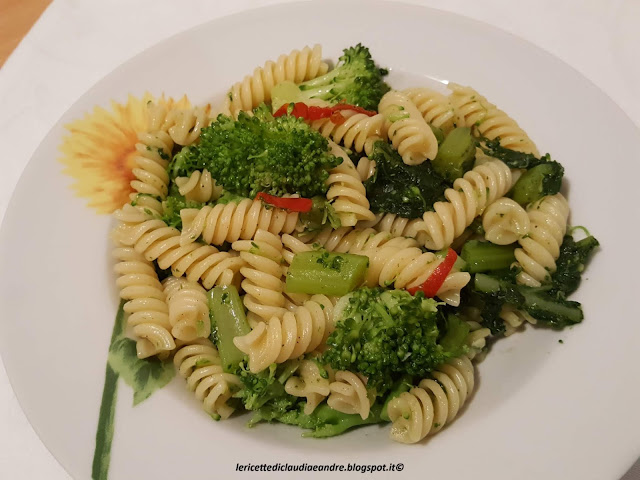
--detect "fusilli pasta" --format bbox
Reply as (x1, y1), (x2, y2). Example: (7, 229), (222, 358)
(162, 276), (210, 342)
(325, 140), (375, 226)
(223, 45), (329, 117)
(113, 245), (175, 359)
(419, 159), (513, 250)
(387, 356), (474, 443)
(232, 230), (287, 322)
(482, 197), (530, 245)
(175, 169), (223, 203)
(327, 371), (371, 420)
(403, 87), (455, 134)
(302, 226), (418, 254)
(448, 83), (539, 156)
(179, 199), (299, 247)
(378, 90), (438, 165)
(173, 340), (242, 419)
(311, 110), (386, 154)
(514, 193), (570, 286)
(284, 359), (331, 414)
(130, 131), (173, 199)
(112, 204), (244, 289)
(233, 295), (336, 373)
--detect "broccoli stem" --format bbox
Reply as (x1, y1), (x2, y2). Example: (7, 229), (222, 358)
(304, 403), (385, 438)
(519, 287), (583, 327)
(285, 251), (369, 296)
(431, 127), (477, 182)
(208, 285), (251, 372)
(461, 240), (516, 273)
(509, 161), (564, 205)
(380, 375), (413, 422)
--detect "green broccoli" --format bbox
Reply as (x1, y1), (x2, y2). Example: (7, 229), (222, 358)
(249, 401), (385, 438)
(363, 141), (447, 219)
(160, 187), (205, 229)
(321, 287), (468, 394)
(168, 105), (341, 199)
(509, 161), (564, 205)
(272, 44), (390, 110)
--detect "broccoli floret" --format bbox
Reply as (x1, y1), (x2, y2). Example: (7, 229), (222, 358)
(550, 230), (599, 296)
(249, 401), (385, 438)
(167, 105), (341, 199)
(321, 288), (468, 394)
(364, 141), (447, 219)
(233, 359), (300, 411)
(160, 189), (204, 229)
(273, 44), (390, 111)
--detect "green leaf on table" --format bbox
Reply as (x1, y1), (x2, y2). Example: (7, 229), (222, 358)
(108, 337), (175, 406)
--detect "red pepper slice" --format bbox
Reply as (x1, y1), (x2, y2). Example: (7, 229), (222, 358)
(256, 192), (313, 213)
(407, 248), (458, 298)
(273, 102), (377, 123)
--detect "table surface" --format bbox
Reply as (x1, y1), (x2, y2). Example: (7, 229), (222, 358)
(0, 0), (639, 478)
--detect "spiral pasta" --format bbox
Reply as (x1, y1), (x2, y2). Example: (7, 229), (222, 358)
(284, 359), (331, 414)
(356, 156), (376, 182)
(173, 340), (243, 419)
(378, 90), (438, 165)
(130, 131), (173, 199)
(223, 44), (329, 117)
(113, 245), (175, 359)
(302, 227), (418, 254)
(361, 246), (471, 306)
(403, 87), (455, 134)
(482, 197), (530, 245)
(448, 83), (539, 156)
(179, 199), (299, 247)
(465, 320), (491, 361)
(327, 371), (371, 420)
(358, 213), (428, 243)
(387, 356), (474, 443)
(419, 159), (513, 250)
(233, 295), (336, 373)
(514, 193), (570, 286)
(112, 204), (244, 289)
(175, 169), (223, 203)
(325, 140), (375, 226)
(311, 110), (386, 154)
(162, 276), (210, 342)
(232, 230), (288, 322)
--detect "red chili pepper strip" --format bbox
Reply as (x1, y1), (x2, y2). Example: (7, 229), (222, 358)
(256, 192), (313, 213)
(407, 248), (458, 298)
(329, 111), (346, 125)
(273, 102), (377, 122)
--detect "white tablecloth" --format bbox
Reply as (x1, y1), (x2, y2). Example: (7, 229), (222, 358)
(0, 0), (638, 478)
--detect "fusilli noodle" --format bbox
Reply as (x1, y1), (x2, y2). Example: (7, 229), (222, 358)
(387, 356), (474, 443)
(180, 199), (299, 247)
(514, 193), (570, 286)
(378, 90), (438, 165)
(302, 226), (418, 253)
(327, 371), (371, 420)
(113, 245), (175, 359)
(112, 204), (244, 289)
(419, 159), (513, 250)
(130, 131), (173, 199)
(175, 169), (223, 203)
(311, 110), (386, 154)
(403, 87), (455, 134)
(482, 197), (530, 245)
(233, 295), (336, 373)
(223, 45), (329, 117)
(356, 156), (376, 182)
(173, 340), (242, 419)
(162, 276), (210, 342)
(361, 246), (471, 306)
(325, 140), (375, 226)
(448, 83), (539, 155)
(284, 359), (331, 414)
(232, 230), (288, 322)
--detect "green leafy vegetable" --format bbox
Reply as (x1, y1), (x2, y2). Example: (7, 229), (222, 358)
(480, 137), (549, 169)
(551, 231), (599, 296)
(364, 141), (447, 219)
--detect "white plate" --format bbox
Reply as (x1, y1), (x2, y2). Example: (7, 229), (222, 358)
(1, 1), (639, 479)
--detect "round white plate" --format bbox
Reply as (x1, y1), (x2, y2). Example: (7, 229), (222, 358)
(1, 1), (639, 479)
